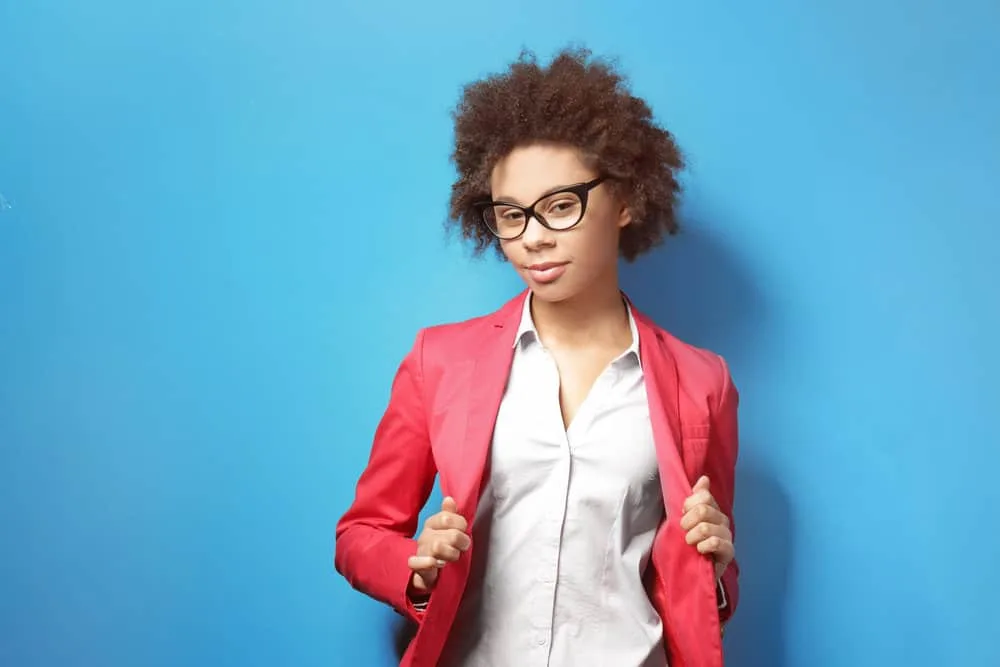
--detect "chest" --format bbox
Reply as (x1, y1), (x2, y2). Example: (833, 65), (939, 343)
(487, 344), (661, 512)
(423, 333), (710, 523)
(545, 345), (624, 429)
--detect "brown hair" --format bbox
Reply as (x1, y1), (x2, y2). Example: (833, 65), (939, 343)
(447, 47), (685, 262)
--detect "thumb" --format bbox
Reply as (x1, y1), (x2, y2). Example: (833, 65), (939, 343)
(694, 475), (710, 493)
(412, 568), (438, 592)
(441, 496), (459, 514)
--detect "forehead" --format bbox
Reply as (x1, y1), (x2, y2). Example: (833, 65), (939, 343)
(490, 143), (597, 202)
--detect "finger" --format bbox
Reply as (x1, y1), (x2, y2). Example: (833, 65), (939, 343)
(410, 568), (438, 592)
(442, 496), (459, 515)
(437, 511), (469, 532)
(425, 510), (468, 533)
(429, 539), (462, 563)
(697, 536), (735, 565)
(682, 489), (718, 513)
(445, 528), (472, 552)
(684, 521), (732, 546)
(693, 475), (710, 493)
(680, 503), (729, 531)
(414, 545), (448, 567)
(407, 555), (443, 571)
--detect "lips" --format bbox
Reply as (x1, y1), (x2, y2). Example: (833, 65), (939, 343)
(525, 261), (569, 285)
(526, 262), (567, 272)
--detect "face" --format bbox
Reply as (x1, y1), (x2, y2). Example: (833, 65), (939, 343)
(488, 143), (631, 304)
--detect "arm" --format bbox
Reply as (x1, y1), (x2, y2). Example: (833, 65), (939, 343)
(708, 354), (740, 626)
(334, 329), (437, 624)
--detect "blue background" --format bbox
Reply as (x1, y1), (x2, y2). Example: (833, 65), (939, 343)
(1, 1), (998, 665)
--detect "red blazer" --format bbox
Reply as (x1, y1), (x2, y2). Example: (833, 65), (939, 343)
(336, 291), (741, 667)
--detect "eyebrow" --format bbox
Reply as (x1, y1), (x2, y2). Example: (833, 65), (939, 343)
(493, 182), (579, 205)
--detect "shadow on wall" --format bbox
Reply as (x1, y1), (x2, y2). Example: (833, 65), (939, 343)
(619, 223), (764, 363)
(723, 463), (793, 667)
(388, 223), (791, 665)
(392, 616), (418, 662)
(624, 223), (791, 667)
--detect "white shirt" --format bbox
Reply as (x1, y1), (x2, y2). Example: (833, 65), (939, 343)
(440, 295), (668, 667)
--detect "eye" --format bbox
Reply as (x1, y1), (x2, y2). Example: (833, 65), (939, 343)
(543, 196), (582, 218)
(497, 208), (524, 221)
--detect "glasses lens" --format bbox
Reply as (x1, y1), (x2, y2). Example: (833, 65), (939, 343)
(482, 204), (526, 239)
(536, 191), (583, 229)
(479, 190), (585, 239)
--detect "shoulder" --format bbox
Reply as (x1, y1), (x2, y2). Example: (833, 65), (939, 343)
(633, 306), (737, 412)
(415, 291), (524, 363)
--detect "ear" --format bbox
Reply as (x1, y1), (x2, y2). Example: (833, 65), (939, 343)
(617, 203), (633, 229)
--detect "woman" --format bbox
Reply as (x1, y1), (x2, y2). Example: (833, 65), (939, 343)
(335, 48), (740, 667)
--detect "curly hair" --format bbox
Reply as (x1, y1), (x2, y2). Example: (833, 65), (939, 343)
(447, 47), (685, 262)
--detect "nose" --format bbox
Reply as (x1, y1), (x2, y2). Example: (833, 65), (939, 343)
(520, 215), (554, 250)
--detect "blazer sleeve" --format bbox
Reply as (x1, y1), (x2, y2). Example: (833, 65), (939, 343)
(708, 354), (741, 625)
(334, 329), (438, 624)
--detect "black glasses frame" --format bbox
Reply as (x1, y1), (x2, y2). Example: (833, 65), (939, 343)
(474, 176), (607, 240)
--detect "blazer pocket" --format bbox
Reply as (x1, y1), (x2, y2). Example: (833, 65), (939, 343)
(681, 422), (711, 439)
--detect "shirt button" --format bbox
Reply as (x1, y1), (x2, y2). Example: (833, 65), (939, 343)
(536, 636), (547, 646)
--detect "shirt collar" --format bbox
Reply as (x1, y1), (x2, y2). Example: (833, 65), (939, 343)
(513, 292), (642, 369)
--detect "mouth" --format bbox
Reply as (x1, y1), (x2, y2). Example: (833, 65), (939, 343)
(524, 261), (569, 285)
(526, 262), (568, 271)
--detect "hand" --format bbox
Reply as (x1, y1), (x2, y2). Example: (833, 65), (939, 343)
(681, 476), (734, 580)
(406, 496), (471, 596)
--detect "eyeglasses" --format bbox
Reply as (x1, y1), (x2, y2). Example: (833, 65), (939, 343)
(474, 176), (607, 241)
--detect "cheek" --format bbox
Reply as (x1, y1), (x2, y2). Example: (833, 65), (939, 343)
(499, 240), (521, 264)
(576, 218), (621, 262)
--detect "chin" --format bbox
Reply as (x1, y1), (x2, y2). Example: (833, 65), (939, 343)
(524, 279), (578, 304)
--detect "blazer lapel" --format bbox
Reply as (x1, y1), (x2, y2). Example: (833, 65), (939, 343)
(633, 312), (686, 511)
(633, 306), (724, 667)
(411, 295), (521, 666)
(434, 292), (525, 518)
(453, 320), (517, 524)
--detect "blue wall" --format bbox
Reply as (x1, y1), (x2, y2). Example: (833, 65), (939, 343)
(1, 2), (997, 665)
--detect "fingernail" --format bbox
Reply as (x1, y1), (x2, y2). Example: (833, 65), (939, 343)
(435, 559), (446, 568)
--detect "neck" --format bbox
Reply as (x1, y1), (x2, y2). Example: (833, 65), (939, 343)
(529, 279), (631, 350)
